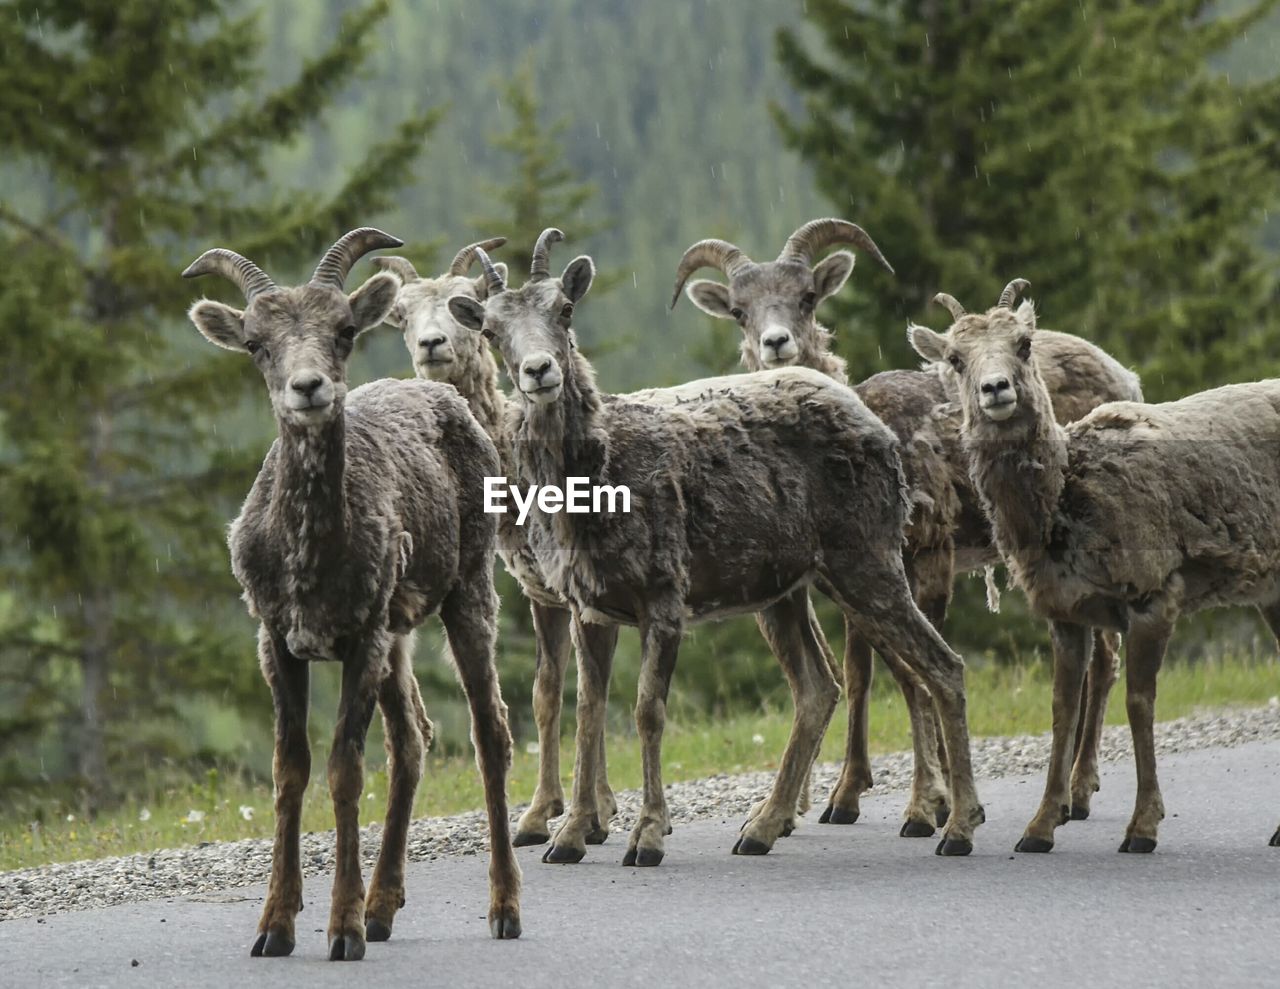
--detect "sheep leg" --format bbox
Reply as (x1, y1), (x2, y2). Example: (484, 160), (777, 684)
(582, 621), (621, 841)
(824, 558), (982, 855)
(514, 601), (573, 847)
(737, 590), (839, 854)
(1069, 629), (1120, 820)
(543, 616), (615, 864)
(622, 618), (682, 868)
(819, 616), (874, 824)
(1120, 621), (1169, 853)
(365, 633), (430, 943)
(324, 637), (386, 961)
(441, 583), (522, 938)
(251, 628), (311, 959)
(1256, 603), (1280, 847)
(1016, 620), (1091, 853)
(881, 650), (949, 837)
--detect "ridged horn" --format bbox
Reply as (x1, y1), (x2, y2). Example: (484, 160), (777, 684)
(371, 257), (421, 283)
(997, 278), (1030, 309)
(311, 227), (404, 289)
(530, 228), (565, 281)
(181, 249), (276, 302)
(932, 293), (967, 321)
(777, 218), (895, 273)
(450, 237), (508, 276)
(669, 239), (755, 309)
(474, 247), (506, 296)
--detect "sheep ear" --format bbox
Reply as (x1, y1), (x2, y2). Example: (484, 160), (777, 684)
(1014, 299), (1038, 331)
(908, 323), (949, 364)
(812, 250), (855, 302)
(188, 300), (248, 352)
(448, 295), (487, 331)
(561, 255), (595, 303)
(473, 263), (508, 300)
(348, 271), (401, 333)
(686, 280), (733, 319)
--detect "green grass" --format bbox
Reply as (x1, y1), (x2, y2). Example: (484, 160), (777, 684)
(3, 654), (1276, 872)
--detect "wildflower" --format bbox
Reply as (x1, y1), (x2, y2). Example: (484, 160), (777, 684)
(751, 733), (765, 746)
(238, 805), (254, 821)
(138, 808), (152, 823)
(65, 814), (75, 823)
(184, 809), (205, 824)
(525, 741), (540, 755)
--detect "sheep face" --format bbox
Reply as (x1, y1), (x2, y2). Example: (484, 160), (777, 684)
(188, 274), (399, 427)
(448, 255), (595, 408)
(386, 269), (505, 383)
(684, 253), (854, 371)
(909, 301), (1043, 427)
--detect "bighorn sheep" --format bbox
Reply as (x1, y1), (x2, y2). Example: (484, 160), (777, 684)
(380, 235), (622, 850)
(444, 234), (985, 866)
(673, 219), (1143, 833)
(909, 280), (1280, 853)
(182, 229), (521, 959)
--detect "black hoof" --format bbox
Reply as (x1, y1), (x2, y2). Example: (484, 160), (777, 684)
(1014, 835), (1054, 853)
(935, 835), (973, 856)
(732, 835), (772, 856)
(976, 804), (986, 825)
(328, 934), (365, 962)
(1069, 804), (1090, 821)
(541, 843), (586, 864)
(1270, 828), (1280, 847)
(934, 805), (951, 828)
(585, 826), (610, 845)
(251, 930), (294, 958)
(900, 819), (936, 838)
(823, 806), (859, 825)
(623, 846), (664, 867)
(780, 824), (794, 838)
(365, 918), (392, 942)
(1119, 835), (1156, 853)
(490, 907), (522, 940)
(513, 830), (550, 848)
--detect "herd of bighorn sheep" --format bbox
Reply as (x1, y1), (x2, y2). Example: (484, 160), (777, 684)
(182, 217), (1280, 960)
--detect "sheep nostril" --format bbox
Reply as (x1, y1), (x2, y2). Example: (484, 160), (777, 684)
(291, 374), (323, 396)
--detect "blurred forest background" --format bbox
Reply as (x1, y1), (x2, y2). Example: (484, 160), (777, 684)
(1, 0), (1278, 813)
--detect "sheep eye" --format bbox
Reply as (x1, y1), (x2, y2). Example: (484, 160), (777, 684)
(245, 340), (263, 356)
(481, 327), (496, 341)
(800, 292), (816, 312)
(1016, 337), (1032, 361)
(339, 324), (356, 342)
(730, 307), (746, 323)
(560, 302), (574, 321)
(948, 353), (965, 372)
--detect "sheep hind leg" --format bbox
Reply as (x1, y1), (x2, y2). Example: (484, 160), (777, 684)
(1070, 629), (1120, 820)
(882, 650), (949, 838)
(739, 589), (840, 850)
(441, 583), (522, 937)
(1119, 620), (1170, 853)
(365, 633), (429, 943)
(1016, 621), (1091, 854)
(622, 617), (682, 868)
(251, 628), (311, 959)
(514, 602), (573, 847)
(1256, 603), (1280, 847)
(544, 616), (615, 864)
(819, 615), (874, 825)
(325, 637), (387, 961)
(824, 559), (982, 855)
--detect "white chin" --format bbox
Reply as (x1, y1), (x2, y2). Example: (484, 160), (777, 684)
(523, 386), (562, 406)
(982, 402), (1017, 421)
(418, 362), (453, 380)
(762, 354), (798, 369)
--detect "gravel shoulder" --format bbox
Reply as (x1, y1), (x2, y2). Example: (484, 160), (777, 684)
(3, 703), (1278, 922)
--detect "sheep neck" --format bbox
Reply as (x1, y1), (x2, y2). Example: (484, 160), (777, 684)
(455, 343), (508, 442)
(272, 411), (351, 595)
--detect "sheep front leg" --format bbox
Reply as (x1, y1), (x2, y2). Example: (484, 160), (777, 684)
(1119, 621), (1169, 853)
(1016, 620), (1091, 853)
(441, 582), (522, 937)
(820, 618), (875, 824)
(1069, 629), (1120, 820)
(325, 639), (385, 962)
(251, 628), (311, 958)
(622, 619), (682, 868)
(365, 633), (430, 942)
(514, 601), (573, 847)
(543, 616), (615, 863)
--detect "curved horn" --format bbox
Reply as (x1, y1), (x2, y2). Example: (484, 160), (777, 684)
(669, 239), (755, 309)
(932, 292), (967, 321)
(530, 228), (565, 281)
(473, 247), (506, 296)
(777, 217), (895, 274)
(450, 237), (508, 276)
(181, 249), (276, 302)
(997, 278), (1030, 309)
(311, 227), (404, 289)
(371, 256), (421, 283)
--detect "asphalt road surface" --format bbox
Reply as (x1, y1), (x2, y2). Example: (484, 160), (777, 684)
(5, 739), (1279, 988)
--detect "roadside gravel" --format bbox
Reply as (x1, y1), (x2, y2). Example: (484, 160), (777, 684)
(3, 703), (1278, 921)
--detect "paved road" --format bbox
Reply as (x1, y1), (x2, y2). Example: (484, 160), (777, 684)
(5, 740), (1279, 988)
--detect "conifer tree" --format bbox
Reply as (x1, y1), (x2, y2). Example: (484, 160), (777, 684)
(0, 0), (441, 807)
